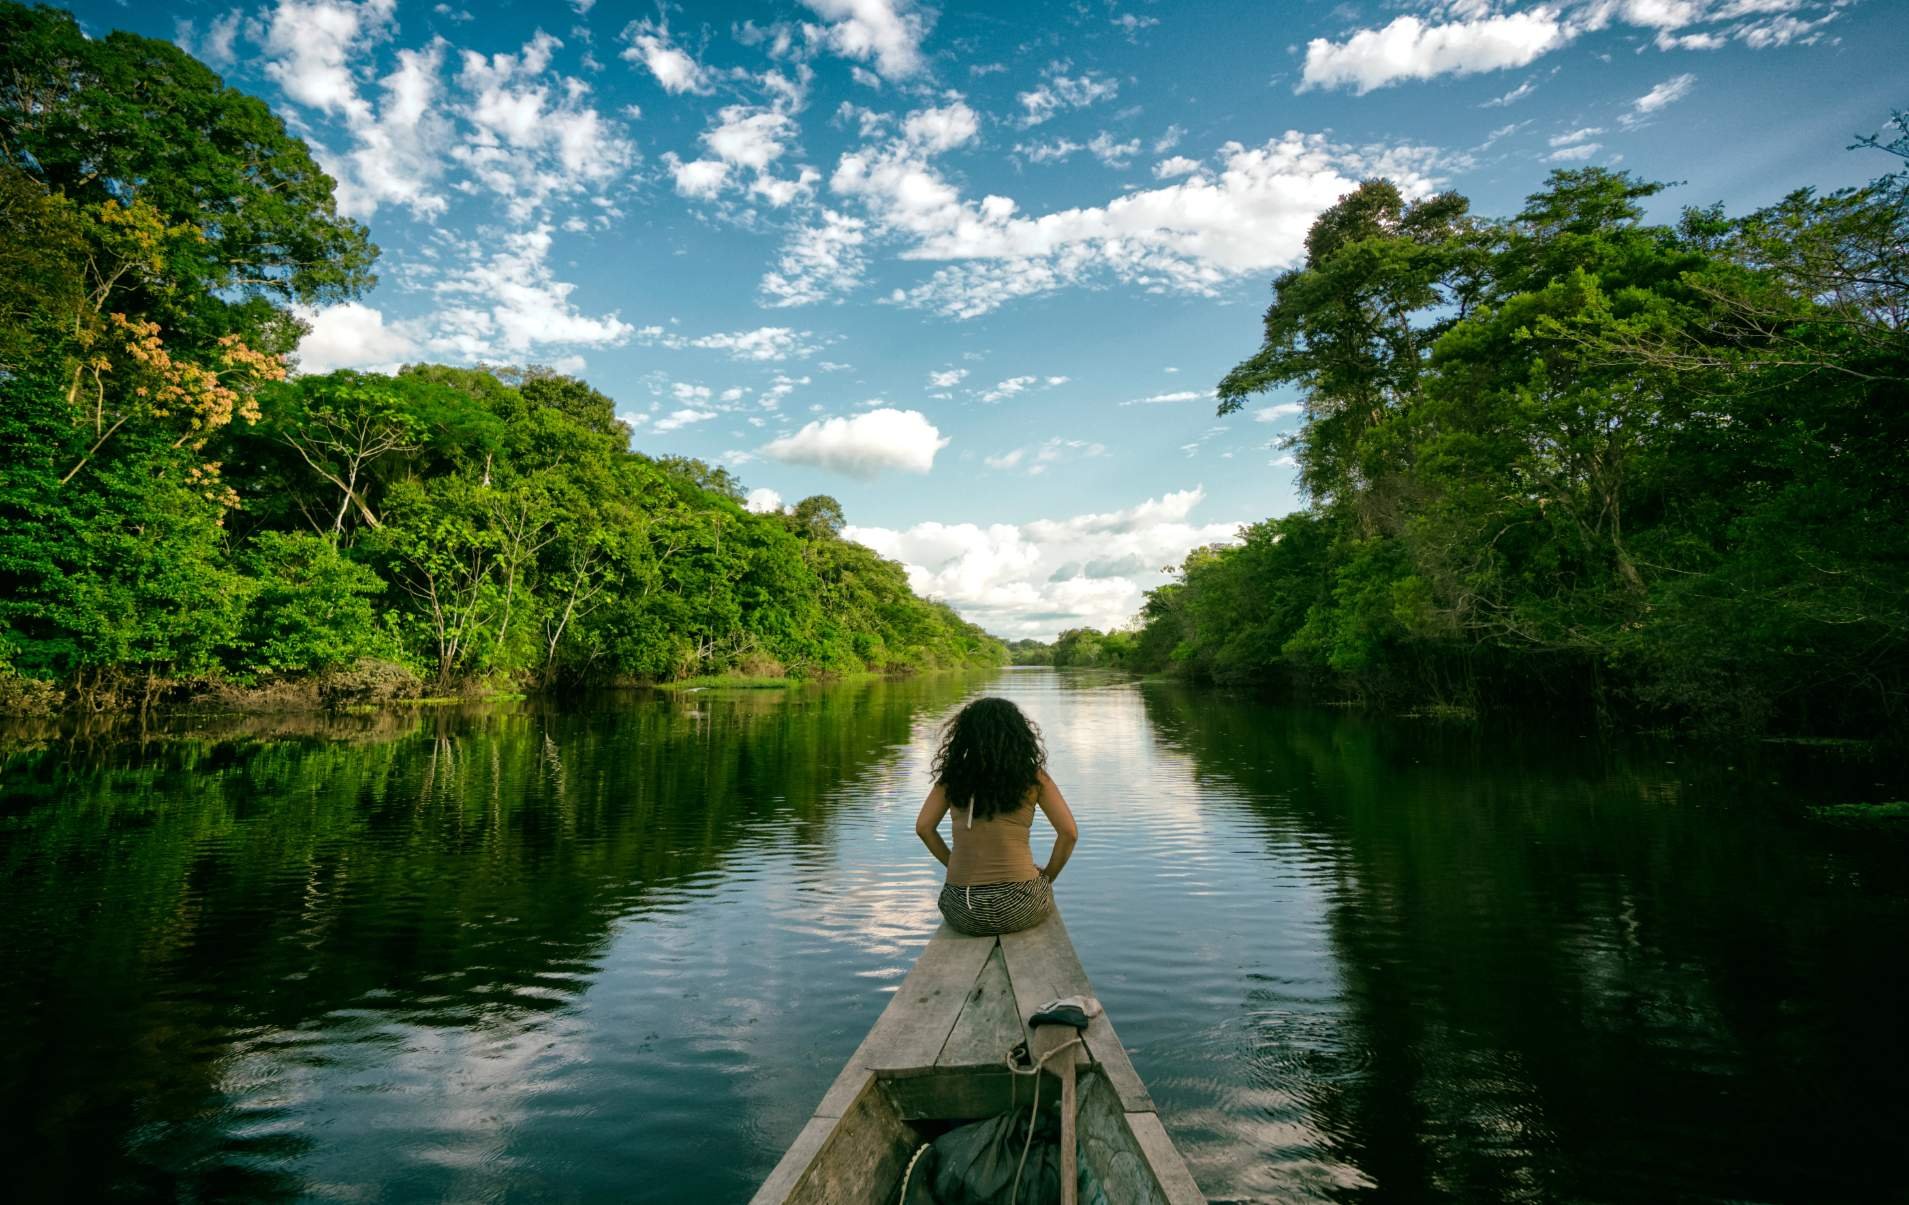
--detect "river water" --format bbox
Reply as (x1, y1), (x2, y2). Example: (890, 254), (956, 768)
(1, 669), (1904, 1202)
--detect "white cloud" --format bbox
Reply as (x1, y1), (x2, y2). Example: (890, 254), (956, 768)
(985, 437), (1106, 476)
(1633, 72), (1696, 113)
(745, 486), (786, 513)
(669, 103), (820, 210)
(981, 375), (1037, 402)
(1120, 389), (1209, 406)
(256, 11), (635, 224)
(419, 225), (636, 359)
(293, 301), (421, 374)
(903, 101), (980, 152)
(762, 408), (949, 478)
(705, 105), (797, 170)
(1086, 132), (1141, 167)
(1549, 125), (1604, 146)
(1017, 66), (1120, 127)
(667, 154), (731, 199)
(799, 0), (932, 80)
(654, 408), (719, 433)
(1152, 155), (1202, 179)
(842, 130), (1448, 318)
(1152, 124), (1185, 153)
(261, 0), (394, 120)
(620, 17), (709, 93)
(760, 210), (871, 306)
(844, 487), (1241, 639)
(1481, 77), (1538, 107)
(450, 32), (638, 223)
(1252, 401), (1304, 422)
(1113, 13), (1159, 40)
(175, 9), (242, 69)
(1545, 141), (1602, 162)
(928, 368), (968, 388)
(644, 326), (823, 362)
(1300, 10), (1569, 94)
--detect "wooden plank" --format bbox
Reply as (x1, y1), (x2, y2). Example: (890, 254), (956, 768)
(1077, 1073), (1166, 1205)
(862, 923), (997, 1070)
(814, 923), (996, 1117)
(998, 909), (1154, 1112)
(1125, 1112), (1207, 1205)
(936, 942), (1026, 1068)
(879, 1067), (1027, 1121)
(749, 1118), (838, 1205)
(753, 1072), (918, 1205)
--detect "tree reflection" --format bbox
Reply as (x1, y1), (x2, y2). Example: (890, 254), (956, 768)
(0, 673), (984, 1200)
(1138, 682), (1909, 1203)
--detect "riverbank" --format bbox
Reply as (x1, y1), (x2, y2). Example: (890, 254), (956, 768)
(0, 658), (1000, 730)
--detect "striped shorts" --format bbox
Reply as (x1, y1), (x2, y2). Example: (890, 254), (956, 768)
(938, 876), (1053, 936)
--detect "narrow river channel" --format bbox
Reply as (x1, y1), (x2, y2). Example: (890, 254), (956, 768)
(2, 669), (1903, 1201)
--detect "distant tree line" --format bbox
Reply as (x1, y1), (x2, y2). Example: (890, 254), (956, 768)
(1129, 129), (1909, 737)
(0, 5), (1002, 713)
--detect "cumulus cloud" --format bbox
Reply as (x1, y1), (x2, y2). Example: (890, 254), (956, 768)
(1300, 10), (1568, 94)
(838, 129), (1449, 318)
(253, 8), (634, 224)
(745, 486), (786, 513)
(844, 487), (1241, 639)
(667, 104), (821, 209)
(903, 101), (981, 152)
(799, 0), (932, 80)
(417, 225), (636, 360)
(1017, 66), (1121, 127)
(175, 9), (242, 69)
(654, 408), (719, 433)
(1152, 155), (1202, 179)
(928, 368), (969, 389)
(293, 301), (422, 374)
(1302, 3), (1831, 95)
(981, 375), (1037, 402)
(620, 16), (709, 93)
(762, 408), (949, 478)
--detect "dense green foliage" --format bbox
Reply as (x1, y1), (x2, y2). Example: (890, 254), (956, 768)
(1137, 130), (1909, 736)
(0, 5), (1001, 709)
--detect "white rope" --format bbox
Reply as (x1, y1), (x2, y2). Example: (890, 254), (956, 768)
(896, 1140), (933, 1204)
(1004, 1035), (1085, 1205)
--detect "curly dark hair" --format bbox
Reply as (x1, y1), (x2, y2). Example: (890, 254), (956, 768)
(932, 697), (1045, 822)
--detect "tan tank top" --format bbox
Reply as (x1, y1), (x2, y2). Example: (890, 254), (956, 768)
(945, 792), (1039, 887)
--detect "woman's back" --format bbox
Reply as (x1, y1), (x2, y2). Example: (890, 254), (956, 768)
(945, 793), (1038, 887)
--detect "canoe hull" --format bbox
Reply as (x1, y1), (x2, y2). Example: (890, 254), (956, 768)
(751, 910), (1203, 1204)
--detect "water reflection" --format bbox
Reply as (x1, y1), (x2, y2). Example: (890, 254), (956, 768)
(1, 672), (1904, 1202)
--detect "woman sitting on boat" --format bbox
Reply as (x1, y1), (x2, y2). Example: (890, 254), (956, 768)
(914, 697), (1078, 936)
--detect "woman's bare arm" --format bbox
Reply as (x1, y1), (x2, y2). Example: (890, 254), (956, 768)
(1033, 768), (1078, 881)
(914, 783), (952, 868)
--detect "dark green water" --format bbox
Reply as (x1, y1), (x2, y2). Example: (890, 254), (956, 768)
(2, 669), (1904, 1203)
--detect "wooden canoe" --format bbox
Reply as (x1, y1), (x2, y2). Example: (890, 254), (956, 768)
(750, 907), (1204, 1204)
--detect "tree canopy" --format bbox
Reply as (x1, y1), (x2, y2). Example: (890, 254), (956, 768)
(1137, 139), (1909, 738)
(0, 4), (1002, 711)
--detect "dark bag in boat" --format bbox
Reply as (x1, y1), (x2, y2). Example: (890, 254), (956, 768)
(900, 1106), (1106, 1205)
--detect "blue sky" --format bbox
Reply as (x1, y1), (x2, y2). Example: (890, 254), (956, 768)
(75, 0), (1905, 638)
